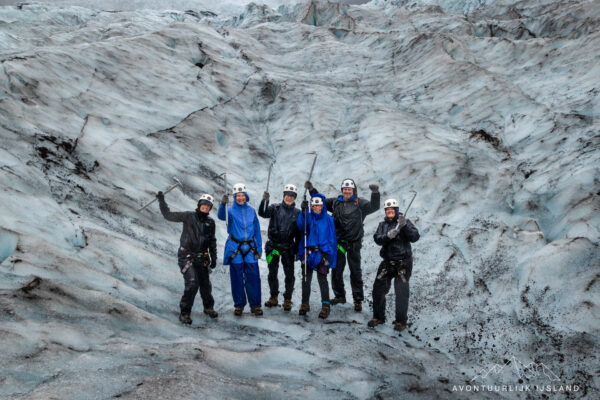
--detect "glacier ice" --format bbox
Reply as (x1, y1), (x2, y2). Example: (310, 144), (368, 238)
(0, 0), (598, 398)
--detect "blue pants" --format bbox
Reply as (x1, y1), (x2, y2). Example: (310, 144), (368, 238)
(230, 262), (261, 309)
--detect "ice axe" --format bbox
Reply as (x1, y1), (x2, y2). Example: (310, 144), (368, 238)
(218, 172), (229, 226)
(404, 190), (417, 217)
(139, 176), (183, 211)
(266, 160), (275, 193)
(302, 152), (318, 285)
(395, 190), (417, 230)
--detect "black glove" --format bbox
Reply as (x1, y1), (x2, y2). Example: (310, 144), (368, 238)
(301, 200), (308, 211)
(263, 191), (270, 201)
(221, 194), (229, 205)
(304, 181), (313, 190)
(156, 191), (165, 202)
(396, 215), (407, 229)
(210, 257), (216, 269)
(369, 184), (379, 193)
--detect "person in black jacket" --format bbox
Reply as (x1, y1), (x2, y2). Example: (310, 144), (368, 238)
(368, 198), (420, 331)
(157, 192), (218, 324)
(259, 184), (302, 311)
(305, 178), (380, 312)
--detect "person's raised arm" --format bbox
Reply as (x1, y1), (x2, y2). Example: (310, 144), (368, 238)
(157, 192), (187, 222)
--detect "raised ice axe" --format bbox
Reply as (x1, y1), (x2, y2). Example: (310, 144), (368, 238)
(138, 176), (183, 211)
(266, 160), (275, 193)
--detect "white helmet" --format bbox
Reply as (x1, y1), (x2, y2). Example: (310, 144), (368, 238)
(311, 197), (323, 206)
(341, 179), (356, 190)
(383, 198), (399, 208)
(198, 194), (214, 208)
(232, 183), (247, 194)
(283, 184), (297, 195)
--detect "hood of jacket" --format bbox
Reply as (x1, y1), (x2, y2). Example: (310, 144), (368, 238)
(311, 193), (328, 218)
(232, 192), (250, 208)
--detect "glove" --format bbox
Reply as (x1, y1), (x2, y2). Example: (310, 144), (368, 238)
(156, 191), (165, 202)
(263, 191), (270, 201)
(387, 228), (400, 239)
(221, 194), (229, 205)
(304, 181), (313, 190)
(369, 184), (379, 193)
(396, 215), (407, 229)
(301, 200), (308, 211)
(210, 257), (217, 269)
(255, 252), (262, 260)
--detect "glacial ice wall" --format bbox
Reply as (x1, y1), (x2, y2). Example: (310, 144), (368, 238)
(0, 0), (598, 398)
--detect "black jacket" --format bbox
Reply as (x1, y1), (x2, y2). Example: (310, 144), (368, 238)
(310, 187), (380, 242)
(258, 199), (301, 250)
(373, 215), (419, 260)
(159, 198), (217, 261)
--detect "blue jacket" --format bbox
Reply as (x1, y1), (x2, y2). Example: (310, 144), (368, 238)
(296, 193), (337, 270)
(218, 193), (262, 265)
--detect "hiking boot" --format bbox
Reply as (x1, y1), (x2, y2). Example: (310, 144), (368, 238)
(331, 297), (346, 305)
(283, 298), (292, 312)
(264, 297), (278, 308)
(368, 318), (385, 328)
(298, 304), (310, 316)
(203, 308), (218, 319)
(179, 313), (192, 325)
(234, 307), (243, 316)
(251, 307), (263, 316)
(393, 320), (407, 332)
(318, 303), (331, 319)
(354, 301), (362, 312)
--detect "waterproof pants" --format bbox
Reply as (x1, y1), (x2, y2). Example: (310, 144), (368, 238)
(230, 262), (262, 309)
(301, 267), (330, 304)
(372, 261), (412, 324)
(267, 250), (295, 300)
(332, 240), (364, 302)
(180, 262), (214, 315)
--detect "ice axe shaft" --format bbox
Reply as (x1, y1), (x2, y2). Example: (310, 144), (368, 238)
(302, 153), (318, 199)
(221, 172), (229, 227)
(303, 152), (317, 285)
(139, 177), (182, 211)
(395, 190), (417, 230)
(404, 190), (417, 216)
(266, 161), (275, 193)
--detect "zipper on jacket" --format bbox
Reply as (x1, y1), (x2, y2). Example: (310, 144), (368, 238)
(243, 204), (247, 240)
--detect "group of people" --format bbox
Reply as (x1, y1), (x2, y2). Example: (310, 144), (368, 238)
(157, 178), (419, 331)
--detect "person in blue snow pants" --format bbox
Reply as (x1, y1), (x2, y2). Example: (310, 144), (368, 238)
(218, 183), (263, 317)
(296, 193), (337, 319)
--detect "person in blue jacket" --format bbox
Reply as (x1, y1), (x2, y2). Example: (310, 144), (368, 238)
(296, 193), (337, 319)
(218, 183), (263, 316)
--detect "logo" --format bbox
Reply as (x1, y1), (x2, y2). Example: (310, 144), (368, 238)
(451, 356), (579, 394)
(471, 356), (560, 383)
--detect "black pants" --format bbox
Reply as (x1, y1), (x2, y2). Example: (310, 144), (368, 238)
(301, 266), (330, 304)
(331, 240), (364, 302)
(267, 249), (295, 300)
(372, 260), (412, 324)
(179, 260), (214, 314)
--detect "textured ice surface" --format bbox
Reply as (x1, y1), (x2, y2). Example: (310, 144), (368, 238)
(0, 228), (18, 264)
(0, 0), (599, 398)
